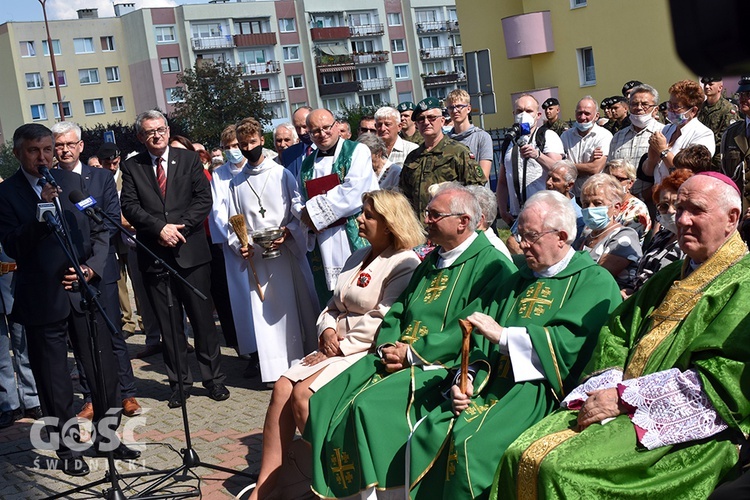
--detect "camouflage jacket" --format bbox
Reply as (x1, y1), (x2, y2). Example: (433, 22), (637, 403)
(698, 97), (738, 148)
(547, 119), (569, 137)
(399, 135), (486, 216)
(720, 120), (750, 209)
(400, 129), (424, 146)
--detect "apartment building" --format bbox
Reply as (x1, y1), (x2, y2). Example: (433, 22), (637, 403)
(0, 0), (464, 140)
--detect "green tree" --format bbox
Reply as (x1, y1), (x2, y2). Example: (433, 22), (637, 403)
(171, 61), (273, 146)
(0, 141), (19, 180)
(335, 102), (392, 140)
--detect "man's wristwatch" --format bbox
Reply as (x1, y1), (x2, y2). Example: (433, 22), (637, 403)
(660, 149), (670, 159)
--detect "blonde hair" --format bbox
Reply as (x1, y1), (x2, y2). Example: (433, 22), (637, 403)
(363, 190), (426, 250)
(581, 173), (626, 205)
(605, 158), (636, 180)
(446, 89), (470, 105)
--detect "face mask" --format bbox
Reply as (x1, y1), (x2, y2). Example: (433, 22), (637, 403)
(226, 147), (244, 165)
(514, 112), (536, 127)
(241, 145), (264, 164)
(575, 120), (595, 132)
(667, 110), (690, 126)
(582, 206), (611, 231)
(299, 133), (312, 145)
(628, 113), (653, 129)
(658, 212), (677, 235)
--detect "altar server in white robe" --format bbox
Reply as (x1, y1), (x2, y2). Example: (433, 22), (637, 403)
(227, 118), (319, 382)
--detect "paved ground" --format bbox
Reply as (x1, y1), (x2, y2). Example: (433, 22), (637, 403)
(0, 329), (274, 499)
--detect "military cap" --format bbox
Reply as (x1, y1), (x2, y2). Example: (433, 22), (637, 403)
(397, 101), (415, 112)
(621, 80), (643, 96)
(600, 97), (612, 110)
(658, 102), (668, 112)
(542, 97), (559, 110)
(96, 142), (121, 160)
(700, 76), (722, 84)
(412, 97), (442, 121)
(737, 76), (750, 93)
(610, 96), (627, 105)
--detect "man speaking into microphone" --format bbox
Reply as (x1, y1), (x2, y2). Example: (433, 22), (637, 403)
(0, 124), (137, 476)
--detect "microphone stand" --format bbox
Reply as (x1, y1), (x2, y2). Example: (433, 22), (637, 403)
(77, 209), (256, 500)
(40, 209), (125, 500)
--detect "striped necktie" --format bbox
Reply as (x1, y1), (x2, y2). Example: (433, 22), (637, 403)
(155, 157), (166, 198)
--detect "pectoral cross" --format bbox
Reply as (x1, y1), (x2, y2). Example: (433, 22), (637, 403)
(424, 272), (449, 303)
(258, 206), (266, 218)
(330, 448), (355, 487)
(518, 282), (554, 318)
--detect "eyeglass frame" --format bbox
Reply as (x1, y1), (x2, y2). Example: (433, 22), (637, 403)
(514, 229), (559, 245)
(447, 104), (470, 112)
(310, 123), (335, 137)
(423, 209), (466, 223)
(141, 126), (169, 138)
(629, 101), (657, 112)
(415, 114), (443, 124)
(54, 140), (82, 151)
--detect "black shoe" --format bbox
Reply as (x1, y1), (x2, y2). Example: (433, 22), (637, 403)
(135, 343), (162, 359)
(0, 408), (23, 428)
(167, 388), (190, 408)
(61, 457), (90, 476)
(207, 383), (230, 402)
(96, 443), (141, 460)
(242, 359), (260, 378)
(24, 406), (43, 420)
(186, 342), (195, 353)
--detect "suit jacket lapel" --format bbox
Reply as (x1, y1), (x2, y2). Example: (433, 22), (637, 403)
(13, 170), (42, 207)
(140, 152), (164, 203)
(166, 150), (180, 202)
(81, 164), (93, 193)
(734, 132), (749, 156)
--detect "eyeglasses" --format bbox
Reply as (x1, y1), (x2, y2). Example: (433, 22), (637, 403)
(656, 201), (676, 213)
(358, 127), (377, 134)
(311, 124), (335, 136)
(514, 229), (558, 245)
(630, 102), (657, 112)
(54, 140), (81, 151)
(415, 114), (443, 124)
(423, 209), (466, 222)
(611, 174), (631, 183)
(142, 127), (168, 138)
(666, 102), (689, 112)
(447, 104), (469, 112)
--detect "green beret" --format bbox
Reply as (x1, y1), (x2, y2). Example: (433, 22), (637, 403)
(397, 101), (415, 112)
(412, 97), (442, 120)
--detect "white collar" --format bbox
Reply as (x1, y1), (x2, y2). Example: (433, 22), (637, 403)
(437, 232), (478, 269)
(534, 247), (575, 278)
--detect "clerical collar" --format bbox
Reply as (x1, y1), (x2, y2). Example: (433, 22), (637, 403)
(317, 139), (339, 157)
(437, 232), (478, 269)
(534, 247), (575, 278)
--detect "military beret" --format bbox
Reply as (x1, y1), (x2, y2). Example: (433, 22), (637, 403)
(700, 76), (722, 84)
(397, 101), (415, 112)
(600, 98), (612, 110)
(658, 102), (668, 112)
(610, 96), (627, 105)
(737, 76), (750, 93)
(542, 98), (559, 110)
(621, 80), (643, 96)
(412, 97), (442, 121)
(96, 142), (121, 160)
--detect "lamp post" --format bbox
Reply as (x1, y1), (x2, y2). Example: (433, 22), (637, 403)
(39, 0), (65, 121)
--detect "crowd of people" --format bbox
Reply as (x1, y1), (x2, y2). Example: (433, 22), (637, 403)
(1, 75), (750, 499)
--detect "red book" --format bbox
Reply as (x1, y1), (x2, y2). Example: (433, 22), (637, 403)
(305, 173), (346, 228)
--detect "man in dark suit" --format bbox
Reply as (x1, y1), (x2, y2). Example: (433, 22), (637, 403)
(282, 106), (314, 178)
(51, 122), (142, 420)
(120, 110), (228, 408)
(0, 124), (139, 476)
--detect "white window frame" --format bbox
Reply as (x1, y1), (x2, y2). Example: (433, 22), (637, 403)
(322, 72), (343, 85)
(53, 101), (73, 119)
(577, 47), (596, 86)
(79, 68), (100, 85)
(357, 67), (378, 81)
(48, 70), (67, 87)
(394, 65), (409, 80)
(352, 40), (375, 53)
(25, 72), (43, 90)
(287, 74), (304, 89)
(191, 23), (222, 38)
(31, 104), (47, 121)
(42, 39), (61, 56)
(110, 96), (125, 113)
(387, 13), (402, 26)
(20, 41), (36, 57)
(570, 0), (587, 9)
(283, 45), (300, 61)
(161, 57), (181, 73)
(391, 39), (405, 53)
(106, 66), (120, 82)
(416, 10), (437, 23)
(279, 18), (296, 33)
(74, 37), (95, 54)
(155, 26), (176, 43)
(359, 93), (382, 107)
(166, 87), (183, 104)
(83, 98), (105, 115)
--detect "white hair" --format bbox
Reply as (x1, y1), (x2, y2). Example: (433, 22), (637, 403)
(374, 106), (400, 123)
(522, 190), (577, 244)
(273, 122), (298, 143)
(50, 121), (82, 141)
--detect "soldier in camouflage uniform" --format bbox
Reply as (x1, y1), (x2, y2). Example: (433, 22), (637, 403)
(698, 77), (738, 169)
(721, 77), (750, 219)
(397, 101), (424, 145)
(399, 97), (486, 217)
(542, 98), (569, 136)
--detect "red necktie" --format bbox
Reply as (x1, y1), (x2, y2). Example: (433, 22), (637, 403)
(155, 157), (166, 198)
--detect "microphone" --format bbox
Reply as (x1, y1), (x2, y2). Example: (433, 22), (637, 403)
(69, 190), (103, 224)
(38, 166), (59, 189)
(36, 202), (63, 232)
(504, 123), (532, 148)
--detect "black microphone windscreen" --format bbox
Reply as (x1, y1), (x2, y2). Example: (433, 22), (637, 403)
(68, 190), (86, 204)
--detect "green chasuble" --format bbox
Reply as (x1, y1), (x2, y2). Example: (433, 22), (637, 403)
(306, 232), (517, 498)
(494, 232), (750, 500)
(408, 251), (621, 500)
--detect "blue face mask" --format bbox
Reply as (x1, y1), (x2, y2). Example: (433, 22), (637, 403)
(582, 206), (611, 230)
(226, 147), (244, 165)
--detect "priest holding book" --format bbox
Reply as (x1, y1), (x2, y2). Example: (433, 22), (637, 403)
(292, 108), (378, 304)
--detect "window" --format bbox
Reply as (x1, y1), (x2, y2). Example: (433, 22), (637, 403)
(53, 101), (73, 119)
(30, 104), (46, 121)
(48, 70), (67, 87)
(110, 96), (125, 112)
(577, 47), (596, 86)
(235, 20), (269, 35)
(398, 91), (413, 103)
(352, 40), (374, 53)
(391, 39), (405, 53)
(287, 74), (304, 89)
(359, 93), (382, 107)
(268, 103), (285, 119)
(571, 0), (587, 8)
(283, 46), (300, 61)
(387, 13), (402, 26)
(448, 9), (458, 21)
(312, 15), (342, 28)
(323, 97), (350, 112)
(394, 65), (409, 80)
(452, 34), (462, 47)
(454, 60), (465, 73)
(100, 36), (115, 52)
(427, 87), (448, 99)
(83, 98), (105, 115)
(106, 66), (120, 82)
(155, 26), (176, 43)
(322, 72), (343, 85)
(192, 23), (222, 38)
(423, 61), (446, 74)
(279, 18), (296, 33)
(161, 57), (181, 73)
(166, 87), (183, 103)
(25, 73), (43, 89)
(420, 36), (441, 50)
(238, 49), (265, 64)
(291, 101), (308, 111)
(248, 78), (271, 91)
(79, 68), (100, 85)
(416, 10), (437, 23)
(357, 67), (378, 80)
(20, 41), (35, 57)
(349, 13), (372, 26)
(42, 39), (61, 56)
(74, 37), (95, 54)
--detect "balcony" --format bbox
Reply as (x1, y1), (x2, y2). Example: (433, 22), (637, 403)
(416, 20), (460, 33)
(349, 23), (384, 38)
(359, 77), (392, 91)
(353, 51), (389, 64)
(240, 60), (281, 76)
(419, 46), (463, 60)
(192, 36), (235, 51)
(233, 32), (277, 48)
(318, 81), (359, 96)
(422, 71), (466, 88)
(259, 89), (286, 103)
(315, 54), (356, 72)
(310, 26), (351, 41)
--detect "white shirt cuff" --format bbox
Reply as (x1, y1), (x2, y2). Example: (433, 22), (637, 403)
(506, 327), (546, 382)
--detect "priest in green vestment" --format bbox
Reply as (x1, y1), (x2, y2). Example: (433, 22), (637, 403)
(407, 190), (622, 499)
(306, 185), (517, 498)
(495, 172), (750, 500)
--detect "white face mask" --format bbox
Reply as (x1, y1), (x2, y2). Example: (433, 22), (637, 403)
(575, 120), (594, 132)
(226, 147), (244, 165)
(514, 112), (536, 127)
(658, 212), (677, 235)
(667, 110), (690, 126)
(629, 113), (653, 129)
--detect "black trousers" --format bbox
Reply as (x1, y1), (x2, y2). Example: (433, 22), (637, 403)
(143, 262), (225, 390)
(209, 241), (238, 349)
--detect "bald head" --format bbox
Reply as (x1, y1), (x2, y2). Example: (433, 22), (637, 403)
(307, 108), (339, 150)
